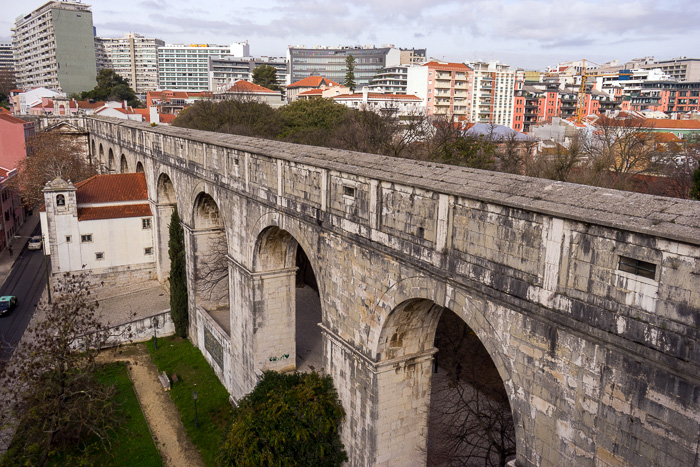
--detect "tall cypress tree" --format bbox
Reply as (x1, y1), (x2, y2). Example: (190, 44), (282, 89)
(169, 208), (189, 337)
(691, 165), (700, 200)
(344, 54), (356, 93)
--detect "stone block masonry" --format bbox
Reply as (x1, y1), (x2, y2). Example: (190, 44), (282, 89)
(87, 116), (700, 467)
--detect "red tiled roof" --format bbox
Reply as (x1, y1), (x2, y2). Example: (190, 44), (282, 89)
(0, 113), (29, 125)
(298, 89), (325, 96)
(159, 114), (177, 124)
(333, 93), (422, 101)
(287, 76), (340, 88)
(639, 119), (700, 130)
(654, 132), (682, 143)
(75, 173), (148, 204)
(0, 108), (11, 114)
(225, 80), (278, 93)
(75, 100), (107, 109)
(78, 203), (152, 221)
(423, 61), (471, 72)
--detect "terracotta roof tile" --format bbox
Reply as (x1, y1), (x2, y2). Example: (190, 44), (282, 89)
(78, 203), (152, 221)
(287, 76), (340, 88)
(159, 114), (177, 124)
(423, 61), (472, 72)
(0, 113), (29, 125)
(75, 173), (148, 204)
(76, 100), (107, 109)
(298, 89), (325, 96)
(333, 93), (422, 101)
(225, 80), (278, 93)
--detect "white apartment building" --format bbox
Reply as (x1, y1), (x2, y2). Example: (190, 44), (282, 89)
(208, 55), (287, 92)
(158, 41), (249, 91)
(469, 61), (516, 127)
(370, 66), (409, 94)
(95, 33), (164, 93)
(12, 1), (97, 95)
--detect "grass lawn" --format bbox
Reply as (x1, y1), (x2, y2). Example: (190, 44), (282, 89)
(4, 362), (162, 467)
(146, 336), (234, 466)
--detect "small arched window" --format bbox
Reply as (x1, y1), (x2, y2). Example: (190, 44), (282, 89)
(56, 194), (65, 207)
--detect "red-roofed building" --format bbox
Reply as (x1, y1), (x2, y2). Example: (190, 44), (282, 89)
(40, 173), (156, 283)
(146, 90), (213, 116)
(286, 76), (341, 103)
(214, 80), (284, 108)
(331, 88), (424, 116)
(407, 61), (472, 119)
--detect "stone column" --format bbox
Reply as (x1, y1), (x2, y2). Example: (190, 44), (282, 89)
(182, 223), (199, 346)
(153, 202), (175, 282)
(228, 257), (257, 400)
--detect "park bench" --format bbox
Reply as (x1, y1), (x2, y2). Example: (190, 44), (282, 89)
(158, 370), (171, 391)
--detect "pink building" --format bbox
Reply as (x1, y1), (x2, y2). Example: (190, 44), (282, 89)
(0, 168), (25, 251)
(0, 113), (34, 171)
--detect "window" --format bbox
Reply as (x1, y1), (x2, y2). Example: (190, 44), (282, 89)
(81, 234), (93, 243)
(618, 256), (656, 280)
(65, 235), (71, 243)
(56, 194), (65, 206)
(142, 218), (152, 229)
(95, 252), (104, 260)
(144, 247), (153, 255)
(343, 185), (356, 197)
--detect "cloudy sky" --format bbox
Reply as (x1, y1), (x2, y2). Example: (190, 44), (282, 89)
(2, 0), (699, 70)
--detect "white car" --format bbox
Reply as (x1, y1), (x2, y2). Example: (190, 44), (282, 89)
(27, 236), (43, 250)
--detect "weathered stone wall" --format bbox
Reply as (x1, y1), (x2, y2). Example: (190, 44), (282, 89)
(86, 117), (700, 467)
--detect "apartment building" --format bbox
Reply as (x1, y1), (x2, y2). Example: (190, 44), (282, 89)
(12, 1), (97, 95)
(208, 56), (287, 92)
(369, 66), (409, 94)
(287, 45), (424, 88)
(0, 43), (14, 70)
(641, 57), (700, 82)
(158, 42), (249, 91)
(469, 61), (516, 127)
(95, 33), (164, 93)
(407, 61), (472, 119)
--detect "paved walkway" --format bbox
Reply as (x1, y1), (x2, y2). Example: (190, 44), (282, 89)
(97, 345), (205, 467)
(0, 214), (40, 288)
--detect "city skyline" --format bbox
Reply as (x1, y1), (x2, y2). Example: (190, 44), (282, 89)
(1, 0), (699, 70)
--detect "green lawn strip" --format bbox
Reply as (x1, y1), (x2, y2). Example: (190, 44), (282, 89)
(145, 336), (233, 466)
(51, 362), (163, 467)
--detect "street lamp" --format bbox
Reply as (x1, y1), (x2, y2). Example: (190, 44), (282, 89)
(152, 316), (158, 350)
(192, 390), (199, 428)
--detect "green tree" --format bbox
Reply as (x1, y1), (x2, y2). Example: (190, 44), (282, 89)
(344, 54), (356, 92)
(691, 165), (700, 200)
(169, 208), (189, 337)
(252, 64), (280, 91)
(0, 272), (123, 467)
(219, 371), (347, 467)
(173, 99), (283, 138)
(80, 69), (141, 107)
(278, 98), (349, 146)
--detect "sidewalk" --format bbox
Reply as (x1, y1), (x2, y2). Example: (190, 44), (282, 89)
(0, 214), (40, 288)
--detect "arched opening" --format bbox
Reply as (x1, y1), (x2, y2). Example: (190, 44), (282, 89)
(108, 148), (115, 173)
(375, 298), (516, 466)
(155, 173), (178, 282)
(193, 192), (229, 334)
(91, 140), (95, 165)
(136, 161), (144, 173)
(253, 226), (323, 373)
(120, 154), (129, 173)
(98, 144), (104, 167)
(428, 308), (516, 466)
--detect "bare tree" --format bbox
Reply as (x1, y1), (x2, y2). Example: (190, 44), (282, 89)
(526, 131), (585, 181)
(12, 131), (97, 210)
(196, 234), (229, 302)
(0, 272), (128, 466)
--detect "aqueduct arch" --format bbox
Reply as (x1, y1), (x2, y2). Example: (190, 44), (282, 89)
(154, 173), (177, 281)
(120, 154), (129, 173)
(108, 148), (115, 173)
(136, 161), (144, 173)
(191, 192), (230, 333)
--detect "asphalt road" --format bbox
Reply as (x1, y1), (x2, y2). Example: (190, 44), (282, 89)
(0, 228), (47, 362)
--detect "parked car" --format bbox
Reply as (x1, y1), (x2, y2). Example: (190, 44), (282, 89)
(27, 236), (42, 250)
(0, 296), (17, 316)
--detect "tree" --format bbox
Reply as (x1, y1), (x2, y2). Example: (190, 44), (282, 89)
(0, 68), (16, 109)
(169, 208), (189, 337)
(690, 165), (700, 200)
(252, 65), (280, 91)
(344, 54), (356, 93)
(0, 272), (123, 466)
(218, 371), (347, 466)
(173, 99), (283, 138)
(12, 131), (97, 210)
(428, 116), (496, 169)
(278, 98), (349, 146)
(80, 69), (141, 108)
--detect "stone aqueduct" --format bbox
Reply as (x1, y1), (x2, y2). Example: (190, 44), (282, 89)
(83, 116), (700, 466)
